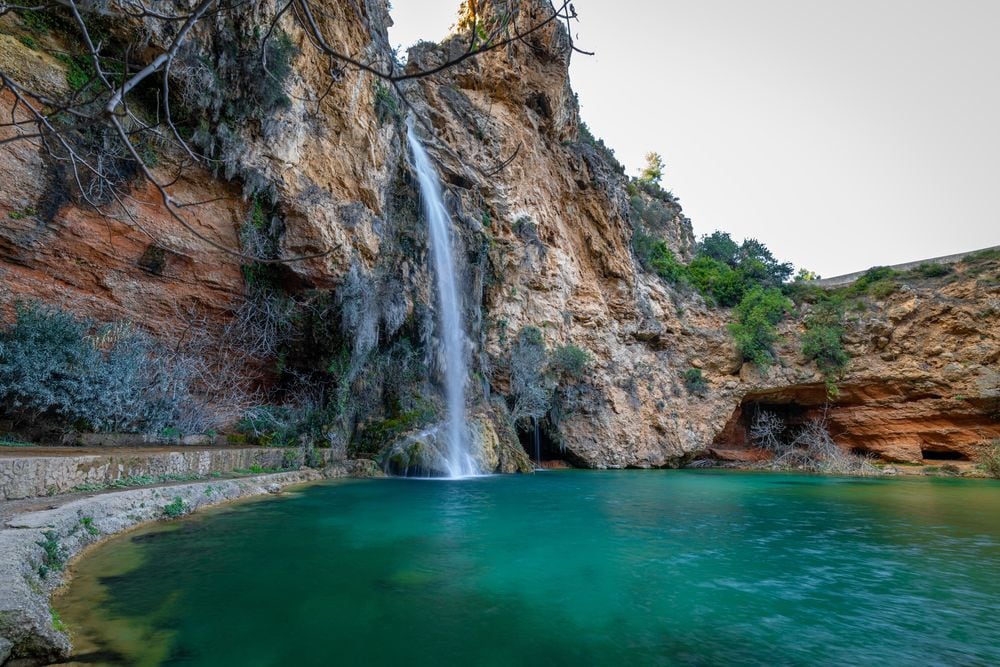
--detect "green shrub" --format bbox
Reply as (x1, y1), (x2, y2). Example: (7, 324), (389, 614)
(374, 82), (401, 125)
(632, 227), (686, 284)
(848, 266), (898, 299)
(639, 151), (664, 185)
(687, 256), (745, 306)
(801, 299), (849, 396)
(697, 231), (740, 264)
(50, 608), (67, 633)
(0, 437), (35, 447)
(959, 247), (1000, 265)
(236, 401), (338, 448)
(683, 368), (707, 396)
(36, 530), (65, 578)
(351, 402), (439, 457)
(975, 439), (1000, 479)
(728, 287), (792, 368)
(79, 517), (99, 536)
(912, 262), (951, 278)
(551, 344), (593, 379)
(162, 497), (187, 518)
(0, 302), (197, 433)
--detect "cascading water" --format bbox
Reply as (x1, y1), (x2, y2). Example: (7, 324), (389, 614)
(406, 118), (478, 478)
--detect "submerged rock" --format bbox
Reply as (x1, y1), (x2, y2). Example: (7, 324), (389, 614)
(381, 413), (532, 477)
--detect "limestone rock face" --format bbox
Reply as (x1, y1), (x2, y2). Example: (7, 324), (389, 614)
(0, 1), (996, 468)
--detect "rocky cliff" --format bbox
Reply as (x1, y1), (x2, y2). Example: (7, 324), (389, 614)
(0, 0), (996, 469)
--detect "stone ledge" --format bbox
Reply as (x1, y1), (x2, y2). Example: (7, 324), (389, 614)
(0, 447), (342, 501)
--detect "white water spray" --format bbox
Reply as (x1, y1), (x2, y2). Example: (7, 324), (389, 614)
(406, 118), (478, 478)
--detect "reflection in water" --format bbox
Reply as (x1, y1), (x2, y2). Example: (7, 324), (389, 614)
(58, 472), (1000, 666)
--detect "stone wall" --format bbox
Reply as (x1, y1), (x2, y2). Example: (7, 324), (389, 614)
(0, 448), (342, 500)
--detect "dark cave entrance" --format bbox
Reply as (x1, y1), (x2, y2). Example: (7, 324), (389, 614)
(517, 418), (564, 465)
(717, 399), (821, 448)
(920, 448), (970, 461)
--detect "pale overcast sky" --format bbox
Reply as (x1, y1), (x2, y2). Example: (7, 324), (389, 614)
(388, 1), (999, 277)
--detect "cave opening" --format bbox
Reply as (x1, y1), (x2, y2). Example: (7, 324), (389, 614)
(517, 419), (564, 465)
(719, 400), (820, 448)
(920, 448), (970, 461)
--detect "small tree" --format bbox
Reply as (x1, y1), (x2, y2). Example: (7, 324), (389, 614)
(552, 344), (593, 380)
(639, 152), (665, 185)
(801, 298), (849, 397)
(509, 327), (551, 424)
(794, 268), (821, 282)
(729, 287), (792, 368)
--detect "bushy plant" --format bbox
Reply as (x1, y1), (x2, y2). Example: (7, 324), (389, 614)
(36, 530), (65, 578)
(0, 302), (197, 433)
(161, 497), (187, 518)
(728, 287), (792, 368)
(633, 228), (686, 284)
(912, 262), (951, 278)
(683, 368), (707, 396)
(509, 326), (551, 424)
(552, 344), (593, 379)
(849, 266), (898, 298)
(686, 255), (745, 306)
(801, 298), (849, 396)
(237, 400), (341, 448)
(374, 82), (401, 125)
(639, 151), (664, 185)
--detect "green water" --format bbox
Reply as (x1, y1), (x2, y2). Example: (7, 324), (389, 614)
(58, 471), (1000, 666)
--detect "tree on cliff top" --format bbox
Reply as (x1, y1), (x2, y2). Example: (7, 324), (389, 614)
(639, 152), (665, 185)
(0, 0), (589, 263)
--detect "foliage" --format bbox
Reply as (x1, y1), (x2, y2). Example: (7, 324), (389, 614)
(728, 287), (792, 368)
(50, 608), (68, 633)
(794, 268), (821, 282)
(911, 262), (951, 278)
(237, 401), (339, 448)
(509, 326), (551, 424)
(0, 302), (199, 433)
(686, 256), (745, 306)
(8, 206), (37, 220)
(351, 402), (438, 457)
(374, 82), (401, 125)
(639, 151), (664, 185)
(961, 247), (1000, 265)
(36, 530), (65, 578)
(0, 437), (36, 447)
(697, 231), (740, 264)
(848, 266), (898, 298)
(162, 497), (187, 518)
(683, 368), (707, 396)
(632, 228), (686, 284)
(975, 439), (1000, 479)
(801, 298), (849, 396)
(79, 516), (99, 536)
(551, 345), (593, 380)
(632, 225), (795, 309)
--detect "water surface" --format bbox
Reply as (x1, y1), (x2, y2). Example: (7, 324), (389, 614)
(58, 471), (1000, 665)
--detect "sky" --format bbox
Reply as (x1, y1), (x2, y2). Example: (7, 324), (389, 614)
(388, 1), (1000, 277)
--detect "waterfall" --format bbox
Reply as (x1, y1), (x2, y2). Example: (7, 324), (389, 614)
(533, 416), (541, 469)
(406, 118), (479, 478)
